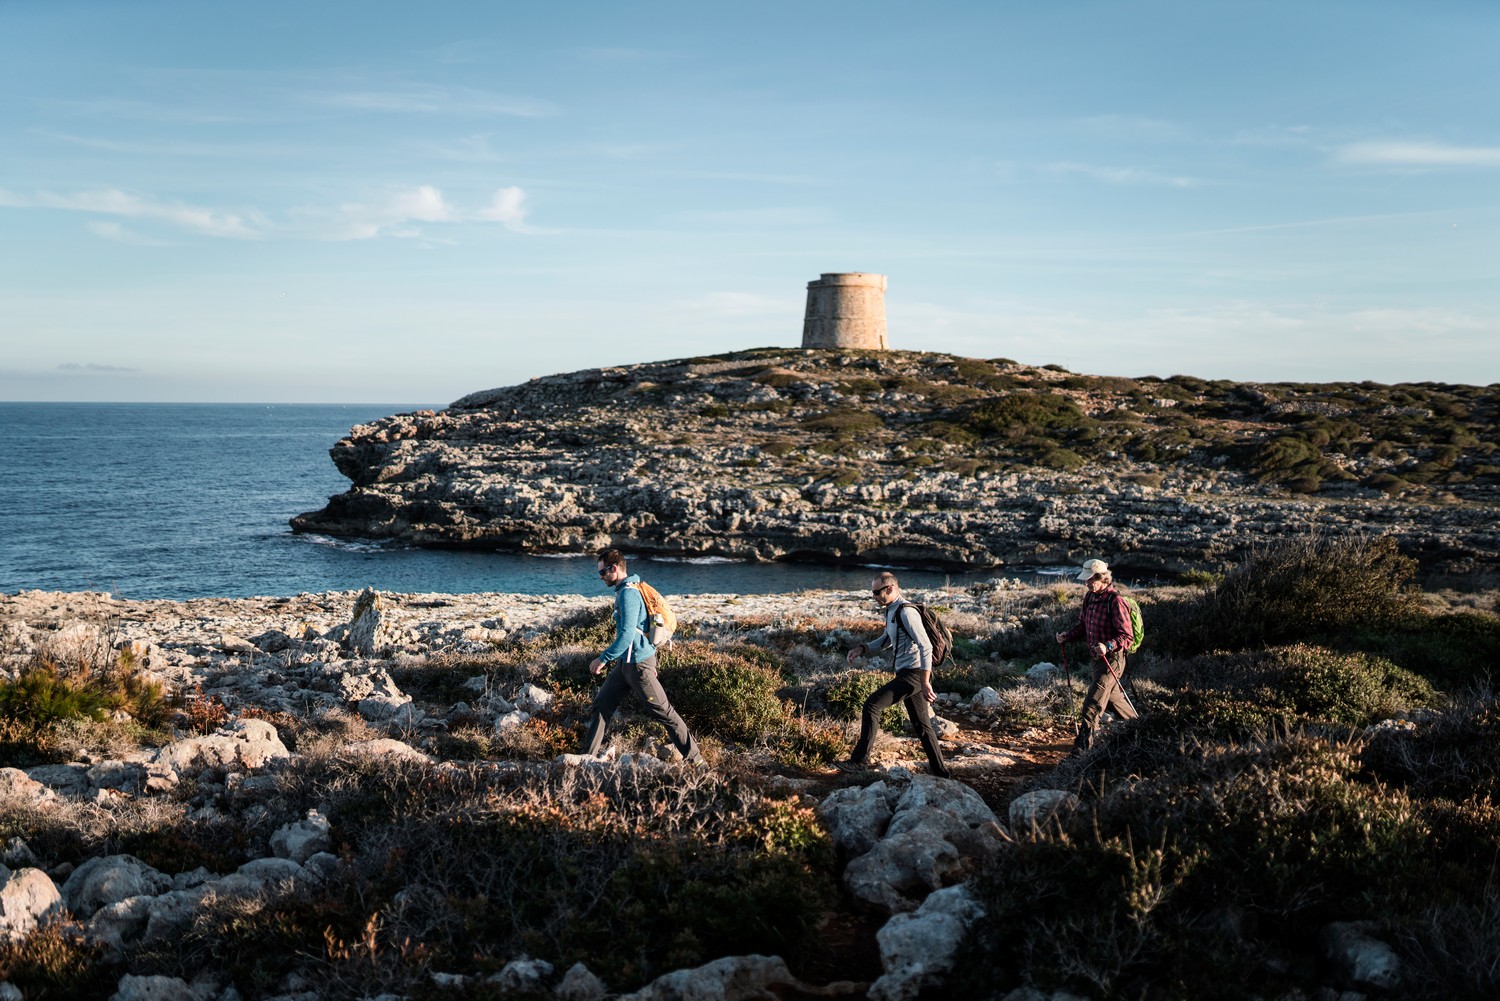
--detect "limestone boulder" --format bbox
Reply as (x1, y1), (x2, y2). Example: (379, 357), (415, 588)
(556, 962), (608, 1001)
(843, 831), (963, 914)
(63, 855), (172, 919)
(817, 781), (896, 857)
(22, 763), (89, 797)
(869, 884), (986, 1001)
(619, 954), (855, 1001)
(340, 738), (433, 764)
(487, 957), (553, 993)
(108, 973), (216, 1001)
(0, 865), (62, 941)
(154, 719), (289, 775)
(0, 767), (55, 804)
(269, 810), (333, 864)
(1025, 662), (1064, 685)
(968, 687), (1001, 708)
(1322, 920), (1401, 991)
(87, 895), (154, 952)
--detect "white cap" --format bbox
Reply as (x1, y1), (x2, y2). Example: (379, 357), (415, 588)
(1076, 558), (1110, 581)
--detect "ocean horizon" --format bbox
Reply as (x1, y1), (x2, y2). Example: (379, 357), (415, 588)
(0, 401), (1031, 600)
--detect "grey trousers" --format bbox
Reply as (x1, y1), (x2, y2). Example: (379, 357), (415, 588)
(581, 656), (701, 762)
(1075, 650), (1138, 749)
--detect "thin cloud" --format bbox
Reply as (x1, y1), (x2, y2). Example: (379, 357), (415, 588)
(1338, 141), (1500, 167)
(35, 130), (294, 158)
(670, 207), (827, 226)
(659, 169), (822, 186)
(86, 221), (171, 246)
(675, 292), (797, 318)
(3, 184), (536, 241)
(313, 84), (553, 118)
(1, 187), (266, 238)
(59, 362), (139, 373)
(1046, 162), (1199, 187)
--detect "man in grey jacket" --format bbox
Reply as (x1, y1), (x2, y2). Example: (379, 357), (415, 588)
(835, 572), (951, 778)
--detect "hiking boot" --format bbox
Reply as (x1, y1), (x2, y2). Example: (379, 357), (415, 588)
(832, 759), (868, 773)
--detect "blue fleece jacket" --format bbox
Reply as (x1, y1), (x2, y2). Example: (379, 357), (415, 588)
(601, 573), (656, 664)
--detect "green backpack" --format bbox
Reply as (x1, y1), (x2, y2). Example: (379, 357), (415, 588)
(1120, 594), (1145, 654)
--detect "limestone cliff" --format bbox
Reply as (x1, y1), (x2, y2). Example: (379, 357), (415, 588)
(291, 349), (1500, 576)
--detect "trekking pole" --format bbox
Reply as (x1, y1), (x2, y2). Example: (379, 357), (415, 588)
(1056, 640), (1076, 695)
(1095, 648), (1142, 718)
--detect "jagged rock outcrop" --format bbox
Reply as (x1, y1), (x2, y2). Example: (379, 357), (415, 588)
(291, 350), (1500, 576)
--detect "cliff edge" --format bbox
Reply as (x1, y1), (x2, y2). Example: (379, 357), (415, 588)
(291, 348), (1500, 576)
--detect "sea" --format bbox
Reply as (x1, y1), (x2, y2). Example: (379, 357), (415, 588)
(0, 402), (1050, 601)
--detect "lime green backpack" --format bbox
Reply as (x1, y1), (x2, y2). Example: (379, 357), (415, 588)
(1120, 595), (1145, 654)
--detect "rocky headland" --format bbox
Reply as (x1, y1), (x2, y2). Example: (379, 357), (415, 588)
(291, 349), (1500, 580)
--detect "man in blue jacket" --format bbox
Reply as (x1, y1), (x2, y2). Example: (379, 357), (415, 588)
(580, 548), (703, 764)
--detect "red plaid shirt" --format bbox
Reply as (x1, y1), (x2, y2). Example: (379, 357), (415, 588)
(1061, 586), (1134, 654)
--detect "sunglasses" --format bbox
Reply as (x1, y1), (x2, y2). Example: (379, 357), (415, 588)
(872, 585), (892, 597)
(597, 567), (615, 578)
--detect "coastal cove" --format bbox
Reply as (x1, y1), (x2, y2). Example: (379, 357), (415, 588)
(0, 402), (1025, 600)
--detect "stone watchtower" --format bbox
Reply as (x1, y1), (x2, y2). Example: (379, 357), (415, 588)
(801, 272), (888, 350)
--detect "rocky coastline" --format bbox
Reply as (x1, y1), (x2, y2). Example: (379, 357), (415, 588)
(291, 349), (1500, 581)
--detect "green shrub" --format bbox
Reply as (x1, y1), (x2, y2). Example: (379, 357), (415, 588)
(771, 718), (847, 769)
(534, 604), (616, 650)
(1248, 644), (1436, 725)
(1166, 535), (1420, 655)
(1337, 609), (1500, 691)
(960, 392), (1092, 437)
(959, 738), (1435, 999)
(800, 408), (884, 434)
(822, 670), (903, 733)
(657, 643), (786, 744)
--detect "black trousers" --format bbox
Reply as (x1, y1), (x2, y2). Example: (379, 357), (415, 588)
(581, 656), (701, 762)
(850, 671), (949, 776)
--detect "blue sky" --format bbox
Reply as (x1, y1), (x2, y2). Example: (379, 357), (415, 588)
(1, 0), (1496, 403)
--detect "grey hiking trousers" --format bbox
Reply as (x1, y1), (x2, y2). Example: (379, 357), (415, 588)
(1074, 650), (1139, 750)
(581, 655), (702, 763)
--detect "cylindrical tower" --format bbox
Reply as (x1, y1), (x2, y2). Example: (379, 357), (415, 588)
(801, 272), (888, 350)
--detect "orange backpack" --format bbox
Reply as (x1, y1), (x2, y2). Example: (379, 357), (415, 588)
(627, 580), (678, 648)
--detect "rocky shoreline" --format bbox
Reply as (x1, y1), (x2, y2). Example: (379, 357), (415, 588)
(290, 350), (1500, 579)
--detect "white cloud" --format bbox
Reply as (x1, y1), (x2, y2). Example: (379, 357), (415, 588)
(331, 185), (454, 240)
(1046, 162), (1199, 187)
(1338, 141), (1500, 167)
(475, 186), (529, 229)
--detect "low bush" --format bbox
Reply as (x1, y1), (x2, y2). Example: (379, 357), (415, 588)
(657, 643), (786, 744)
(289, 758), (834, 992)
(822, 670), (904, 734)
(771, 717), (847, 770)
(1360, 695), (1500, 800)
(0, 649), (169, 760)
(0, 919), (115, 1000)
(1162, 535), (1420, 655)
(959, 738), (1437, 999)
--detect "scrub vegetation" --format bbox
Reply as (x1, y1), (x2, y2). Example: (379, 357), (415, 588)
(2, 535), (1497, 998)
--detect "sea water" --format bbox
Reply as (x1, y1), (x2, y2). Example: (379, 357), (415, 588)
(0, 402), (1017, 600)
